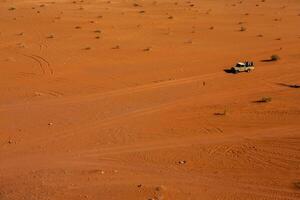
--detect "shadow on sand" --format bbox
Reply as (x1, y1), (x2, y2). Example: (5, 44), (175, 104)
(260, 59), (276, 62)
(223, 69), (235, 74)
(276, 83), (300, 88)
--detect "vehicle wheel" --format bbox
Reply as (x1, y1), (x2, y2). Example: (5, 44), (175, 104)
(246, 69), (250, 72)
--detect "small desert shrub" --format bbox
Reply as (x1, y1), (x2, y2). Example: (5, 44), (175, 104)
(256, 97), (272, 103)
(214, 109), (227, 116)
(240, 26), (246, 31)
(290, 85), (300, 88)
(143, 47), (151, 51)
(270, 54), (280, 61)
(294, 181), (300, 189)
(47, 34), (54, 39)
(133, 3), (141, 7)
(112, 45), (120, 49)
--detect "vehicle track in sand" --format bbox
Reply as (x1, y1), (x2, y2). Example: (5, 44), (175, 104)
(3, 129), (300, 199)
(0, 65), (289, 111)
(73, 126), (300, 159)
(52, 129), (300, 200)
(21, 54), (53, 75)
(18, 81), (287, 148)
(0, 71), (223, 110)
(23, 95), (198, 146)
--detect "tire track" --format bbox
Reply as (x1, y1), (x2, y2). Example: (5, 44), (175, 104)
(0, 71), (222, 111)
(74, 127), (300, 160)
(27, 95), (197, 145)
(22, 54), (46, 74)
(32, 54), (53, 75)
(21, 54), (53, 75)
(21, 82), (283, 148)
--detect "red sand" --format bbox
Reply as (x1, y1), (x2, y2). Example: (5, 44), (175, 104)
(1, 0), (300, 199)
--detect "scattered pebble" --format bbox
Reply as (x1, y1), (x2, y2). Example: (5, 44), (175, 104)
(178, 160), (187, 164)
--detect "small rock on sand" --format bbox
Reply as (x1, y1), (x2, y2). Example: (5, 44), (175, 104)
(178, 160), (187, 164)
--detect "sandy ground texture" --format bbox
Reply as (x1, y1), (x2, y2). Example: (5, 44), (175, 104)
(1, 0), (300, 199)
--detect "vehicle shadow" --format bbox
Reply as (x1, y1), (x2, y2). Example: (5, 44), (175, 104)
(224, 69), (235, 74)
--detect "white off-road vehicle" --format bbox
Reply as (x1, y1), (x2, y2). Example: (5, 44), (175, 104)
(231, 62), (254, 73)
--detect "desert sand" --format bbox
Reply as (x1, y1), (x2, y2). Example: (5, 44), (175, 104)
(1, 0), (300, 199)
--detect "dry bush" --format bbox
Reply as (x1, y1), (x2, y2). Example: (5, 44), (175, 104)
(214, 110), (227, 116)
(112, 45), (120, 49)
(240, 26), (246, 31)
(133, 3), (141, 7)
(256, 97), (272, 103)
(143, 47), (151, 51)
(270, 54), (280, 61)
(47, 34), (54, 39)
